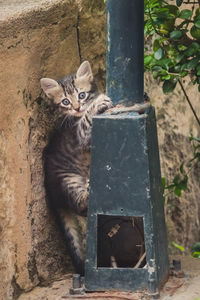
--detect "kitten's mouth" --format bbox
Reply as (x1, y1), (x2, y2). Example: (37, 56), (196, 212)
(73, 110), (84, 117)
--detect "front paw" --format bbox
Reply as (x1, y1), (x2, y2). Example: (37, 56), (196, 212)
(96, 95), (113, 114)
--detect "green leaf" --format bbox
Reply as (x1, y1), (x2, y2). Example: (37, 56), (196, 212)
(174, 187), (182, 196)
(179, 9), (193, 20)
(176, 0), (183, 7)
(197, 65), (200, 76)
(153, 39), (160, 52)
(179, 71), (187, 77)
(191, 135), (200, 142)
(170, 30), (182, 39)
(153, 67), (167, 76)
(162, 74), (171, 80)
(152, 66), (164, 71)
(157, 58), (171, 70)
(194, 15), (200, 29)
(153, 71), (159, 79)
(179, 175), (188, 191)
(190, 25), (200, 40)
(172, 242), (185, 252)
(154, 48), (163, 60)
(178, 44), (187, 51)
(162, 80), (177, 94)
(192, 242), (200, 252)
(165, 183), (175, 190)
(195, 20), (200, 29)
(192, 251), (200, 258)
(185, 44), (199, 57)
(144, 55), (152, 65)
(191, 42), (200, 50)
(195, 8), (200, 17)
(175, 54), (184, 63)
(174, 64), (182, 73)
(173, 174), (180, 185)
(187, 58), (199, 70)
(180, 63), (187, 71)
(165, 5), (179, 16)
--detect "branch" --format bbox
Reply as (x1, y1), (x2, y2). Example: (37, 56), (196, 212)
(178, 79), (200, 127)
(183, 1), (200, 3)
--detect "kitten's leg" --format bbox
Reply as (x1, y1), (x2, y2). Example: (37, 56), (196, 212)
(76, 94), (113, 147)
(58, 210), (86, 275)
(62, 175), (89, 216)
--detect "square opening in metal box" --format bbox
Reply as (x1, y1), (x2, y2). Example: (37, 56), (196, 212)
(97, 215), (146, 269)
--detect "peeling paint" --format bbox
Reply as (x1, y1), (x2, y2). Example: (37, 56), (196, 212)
(106, 184), (111, 191)
(114, 56), (122, 63)
(106, 165), (111, 171)
(148, 259), (156, 275)
(124, 57), (131, 65)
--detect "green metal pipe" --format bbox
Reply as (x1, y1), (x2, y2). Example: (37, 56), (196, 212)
(106, 0), (144, 105)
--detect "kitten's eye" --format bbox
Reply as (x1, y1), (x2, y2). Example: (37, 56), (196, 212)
(61, 98), (70, 106)
(78, 92), (86, 100)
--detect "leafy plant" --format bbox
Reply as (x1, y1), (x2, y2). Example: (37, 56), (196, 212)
(162, 164), (188, 198)
(144, 0), (200, 95)
(162, 135), (200, 198)
(144, 1), (200, 198)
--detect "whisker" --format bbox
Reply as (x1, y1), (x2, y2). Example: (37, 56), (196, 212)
(60, 114), (68, 128)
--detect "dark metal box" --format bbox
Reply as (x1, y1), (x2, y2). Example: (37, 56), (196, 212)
(85, 108), (169, 293)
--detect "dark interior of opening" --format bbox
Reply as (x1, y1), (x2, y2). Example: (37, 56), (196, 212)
(97, 215), (146, 268)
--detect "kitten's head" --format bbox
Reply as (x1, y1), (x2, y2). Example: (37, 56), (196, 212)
(40, 61), (98, 117)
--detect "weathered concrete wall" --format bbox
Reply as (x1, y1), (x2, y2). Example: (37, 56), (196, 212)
(0, 1), (106, 299)
(0, 0), (200, 299)
(145, 75), (200, 253)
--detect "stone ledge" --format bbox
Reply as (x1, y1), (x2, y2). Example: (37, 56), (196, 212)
(0, 0), (78, 39)
(0, 0), (71, 21)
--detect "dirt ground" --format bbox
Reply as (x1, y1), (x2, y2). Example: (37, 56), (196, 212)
(17, 256), (200, 300)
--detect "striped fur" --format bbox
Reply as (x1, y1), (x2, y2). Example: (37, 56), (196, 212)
(41, 61), (113, 274)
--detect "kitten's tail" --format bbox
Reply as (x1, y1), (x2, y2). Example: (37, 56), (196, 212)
(57, 209), (86, 276)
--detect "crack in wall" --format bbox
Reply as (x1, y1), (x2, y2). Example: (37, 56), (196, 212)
(11, 276), (24, 300)
(76, 11), (82, 64)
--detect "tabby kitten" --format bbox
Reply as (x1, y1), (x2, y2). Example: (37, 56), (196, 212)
(40, 61), (113, 275)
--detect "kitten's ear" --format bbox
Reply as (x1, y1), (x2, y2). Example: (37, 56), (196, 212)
(40, 78), (62, 99)
(76, 61), (93, 81)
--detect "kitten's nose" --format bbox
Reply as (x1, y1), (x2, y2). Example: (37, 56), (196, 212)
(73, 99), (80, 112)
(74, 106), (80, 112)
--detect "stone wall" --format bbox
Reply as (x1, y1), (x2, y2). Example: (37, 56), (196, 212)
(145, 74), (200, 254)
(0, 0), (200, 299)
(0, 1), (106, 299)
